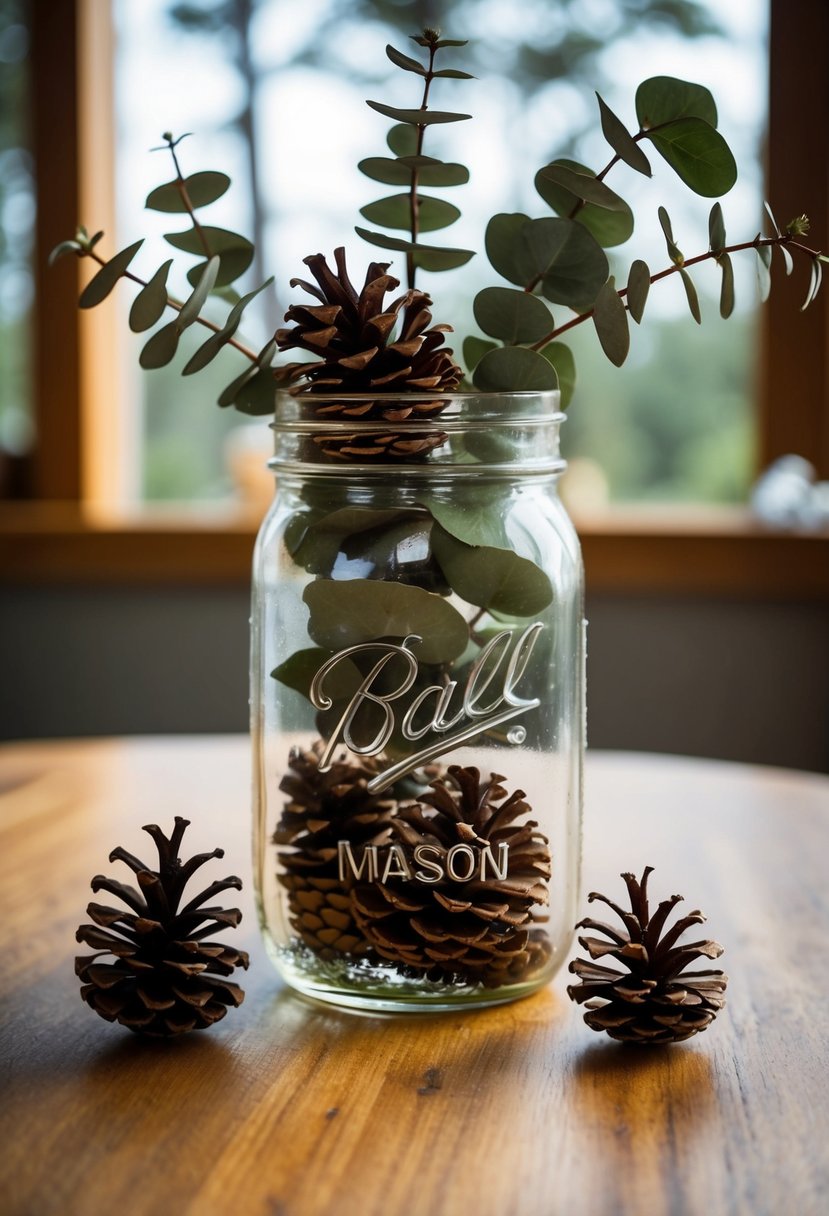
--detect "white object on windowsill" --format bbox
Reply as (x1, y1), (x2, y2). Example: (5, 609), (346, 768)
(750, 455), (829, 532)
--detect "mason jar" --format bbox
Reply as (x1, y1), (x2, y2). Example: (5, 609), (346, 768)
(251, 390), (584, 1011)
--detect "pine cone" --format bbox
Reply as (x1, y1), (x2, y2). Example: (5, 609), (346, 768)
(275, 248), (462, 460)
(567, 867), (728, 1044)
(275, 741), (399, 959)
(75, 818), (249, 1036)
(350, 766), (552, 987)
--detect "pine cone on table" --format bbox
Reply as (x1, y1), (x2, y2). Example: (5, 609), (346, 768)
(350, 765), (552, 987)
(567, 866), (728, 1044)
(275, 741), (399, 959)
(75, 817), (249, 1036)
(274, 247), (462, 460)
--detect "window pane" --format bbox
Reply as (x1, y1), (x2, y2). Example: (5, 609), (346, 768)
(112, 0), (767, 507)
(0, 0), (34, 494)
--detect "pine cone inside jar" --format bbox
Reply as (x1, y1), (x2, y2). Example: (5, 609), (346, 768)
(274, 248), (462, 460)
(275, 741), (399, 959)
(350, 766), (552, 988)
(567, 867), (728, 1044)
(75, 817), (249, 1037)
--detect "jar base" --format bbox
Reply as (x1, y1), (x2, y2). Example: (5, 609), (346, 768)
(264, 934), (558, 1014)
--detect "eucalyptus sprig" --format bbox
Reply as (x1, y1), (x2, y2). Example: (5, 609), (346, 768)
(356, 27), (475, 289)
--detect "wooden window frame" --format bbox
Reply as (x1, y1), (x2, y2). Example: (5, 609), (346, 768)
(1, 0), (827, 597)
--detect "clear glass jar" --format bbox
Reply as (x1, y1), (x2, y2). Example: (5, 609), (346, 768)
(252, 390), (584, 1011)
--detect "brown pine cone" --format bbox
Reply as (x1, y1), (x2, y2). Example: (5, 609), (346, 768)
(75, 817), (249, 1036)
(275, 741), (399, 959)
(350, 766), (552, 987)
(275, 248), (462, 460)
(567, 866), (728, 1044)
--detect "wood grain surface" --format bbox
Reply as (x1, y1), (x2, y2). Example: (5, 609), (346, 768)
(1, 738), (827, 1216)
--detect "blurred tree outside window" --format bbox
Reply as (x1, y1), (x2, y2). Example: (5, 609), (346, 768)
(111, 0), (767, 507)
(0, 0), (33, 497)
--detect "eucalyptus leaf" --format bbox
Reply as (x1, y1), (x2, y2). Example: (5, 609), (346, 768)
(358, 156), (468, 187)
(232, 367), (276, 415)
(354, 227), (474, 270)
(679, 269), (702, 323)
(778, 245), (794, 276)
(463, 335), (497, 372)
(801, 257), (822, 311)
(596, 93), (651, 175)
(163, 226), (254, 287)
(592, 276), (630, 366)
(303, 579), (469, 665)
(644, 117), (737, 197)
(182, 277), (274, 375)
(218, 365), (257, 408)
(626, 259), (650, 324)
(367, 100), (471, 126)
(635, 76), (718, 128)
(78, 239), (144, 309)
(385, 44), (426, 75)
(708, 202), (726, 250)
(755, 243), (772, 302)
(386, 124), (417, 156)
(290, 507), (423, 576)
(359, 193), (461, 233)
(658, 206), (683, 264)
(763, 200), (782, 237)
(128, 259), (172, 332)
(271, 647), (363, 702)
(420, 493), (511, 549)
(718, 252), (735, 318)
(525, 217), (609, 310)
(538, 342), (576, 408)
(48, 240), (82, 266)
(139, 320), (180, 369)
(432, 68), (474, 79)
(485, 213), (537, 286)
(535, 159), (634, 248)
(145, 171), (231, 213)
(473, 346), (559, 393)
(473, 286), (552, 343)
(177, 255), (220, 329)
(431, 526), (553, 617)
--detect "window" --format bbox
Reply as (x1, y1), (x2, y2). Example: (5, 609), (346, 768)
(1, 0), (827, 597)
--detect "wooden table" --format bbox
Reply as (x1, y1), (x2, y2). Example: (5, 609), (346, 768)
(1, 738), (827, 1216)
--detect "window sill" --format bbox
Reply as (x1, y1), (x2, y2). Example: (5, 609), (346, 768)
(1, 501), (827, 599)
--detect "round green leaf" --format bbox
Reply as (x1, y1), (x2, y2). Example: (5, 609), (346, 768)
(232, 367), (276, 415)
(645, 117), (737, 197)
(535, 159), (634, 248)
(538, 342), (575, 409)
(526, 217), (609, 310)
(484, 213), (537, 286)
(359, 193), (461, 233)
(626, 259), (650, 324)
(367, 101), (471, 126)
(462, 335), (497, 372)
(592, 276), (630, 367)
(473, 345), (559, 393)
(431, 526), (553, 617)
(271, 647), (363, 702)
(303, 579), (469, 665)
(146, 171), (231, 213)
(139, 320), (180, 369)
(420, 490), (511, 550)
(78, 239), (144, 309)
(164, 226), (254, 288)
(386, 124), (417, 156)
(635, 77), (718, 129)
(358, 156), (469, 187)
(596, 93), (651, 176)
(128, 258), (172, 332)
(473, 287), (552, 343)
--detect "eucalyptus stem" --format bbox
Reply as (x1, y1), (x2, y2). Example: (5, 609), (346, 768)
(164, 133), (213, 260)
(528, 232), (820, 351)
(407, 37), (439, 292)
(85, 248), (260, 362)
